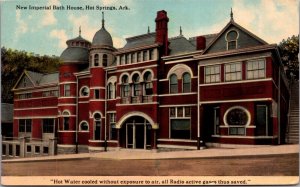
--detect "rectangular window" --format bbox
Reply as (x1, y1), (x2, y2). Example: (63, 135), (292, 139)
(143, 51), (148, 61)
(51, 90), (58, 97)
(63, 117), (69, 130)
(43, 91), (50, 97)
(2, 144), (6, 155)
(94, 121), (101, 140)
(9, 144), (13, 156)
(26, 145), (31, 153)
(131, 53), (135, 63)
(149, 49), (154, 60)
(229, 127), (245, 135)
(125, 54), (129, 64)
(16, 145), (20, 156)
(137, 52), (141, 62)
(214, 107), (220, 135)
(122, 85), (130, 97)
(94, 89), (100, 99)
(255, 105), (270, 136)
(225, 62), (242, 81)
(19, 119), (32, 133)
(109, 113), (117, 140)
(171, 119), (191, 139)
(228, 41), (237, 50)
(170, 107), (191, 139)
(35, 146), (40, 154)
(19, 93), (32, 99)
(64, 84), (71, 96)
(247, 59), (265, 79)
(43, 147), (49, 154)
(205, 65), (220, 83)
(43, 119), (54, 133)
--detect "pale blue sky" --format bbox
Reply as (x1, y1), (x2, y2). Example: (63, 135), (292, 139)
(1, 0), (299, 56)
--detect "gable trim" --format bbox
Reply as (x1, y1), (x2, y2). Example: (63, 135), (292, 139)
(12, 70), (36, 91)
(202, 20), (268, 54)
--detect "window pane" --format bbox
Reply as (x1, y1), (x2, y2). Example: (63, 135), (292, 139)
(259, 60), (265, 69)
(170, 108), (176, 117)
(176, 107), (183, 117)
(248, 71), (253, 79)
(205, 67), (210, 74)
(259, 70), (265, 78)
(185, 107), (191, 117)
(171, 119), (190, 139)
(215, 66), (220, 73)
(226, 108), (248, 126)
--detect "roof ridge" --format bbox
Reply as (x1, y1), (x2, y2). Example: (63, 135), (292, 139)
(126, 32), (156, 41)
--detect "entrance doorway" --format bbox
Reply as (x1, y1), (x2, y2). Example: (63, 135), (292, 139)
(122, 116), (152, 149)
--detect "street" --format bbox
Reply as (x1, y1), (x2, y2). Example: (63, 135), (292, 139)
(2, 153), (298, 176)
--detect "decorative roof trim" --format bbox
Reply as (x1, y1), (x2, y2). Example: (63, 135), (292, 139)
(202, 20), (268, 54)
(194, 44), (277, 60)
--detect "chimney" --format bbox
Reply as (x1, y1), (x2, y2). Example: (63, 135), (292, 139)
(196, 36), (206, 50)
(155, 10), (169, 56)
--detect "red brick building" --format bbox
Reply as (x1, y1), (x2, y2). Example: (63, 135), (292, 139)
(4, 10), (290, 157)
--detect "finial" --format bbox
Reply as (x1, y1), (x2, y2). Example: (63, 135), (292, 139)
(79, 26), (81, 36)
(102, 12), (105, 28)
(148, 26), (150, 34)
(180, 26), (182, 36)
(230, 8), (234, 21)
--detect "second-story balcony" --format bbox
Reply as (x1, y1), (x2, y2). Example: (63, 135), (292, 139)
(121, 95), (153, 104)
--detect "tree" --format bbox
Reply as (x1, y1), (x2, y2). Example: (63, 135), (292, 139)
(1, 47), (61, 103)
(278, 35), (299, 80)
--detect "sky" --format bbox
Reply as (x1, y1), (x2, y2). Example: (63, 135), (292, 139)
(1, 0), (299, 56)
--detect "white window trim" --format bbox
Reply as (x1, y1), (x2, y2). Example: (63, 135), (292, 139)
(225, 29), (239, 50)
(223, 106), (251, 127)
(169, 106), (192, 139)
(204, 65), (221, 84)
(246, 59), (266, 80)
(224, 62), (242, 82)
(79, 120), (89, 132)
(79, 86), (90, 97)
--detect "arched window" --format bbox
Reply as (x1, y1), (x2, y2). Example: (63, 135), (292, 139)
(132, 74), (141, 96)
(94, 54), (99, 67)
(80, 86), (89, 97)
(94, 113), (101, 140)
(62, 111), (70, 131)
(79, 121), (89, 131)
(170, 74), (178, 93)
(121, 75), (130, 97)
(144, 72), (153, 95)
(182, 73), (191, 93)
(226, 30), (238, 50)
(107, 82), (115, 99)
(103, 54), (108, 67)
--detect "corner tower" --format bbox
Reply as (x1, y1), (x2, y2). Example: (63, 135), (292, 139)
(58, 29), (91, 154)
(88, 12), (116, 148)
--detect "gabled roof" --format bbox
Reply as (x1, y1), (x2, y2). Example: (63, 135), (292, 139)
(202, 20), (268, 54)
(12, 70), (58, 90)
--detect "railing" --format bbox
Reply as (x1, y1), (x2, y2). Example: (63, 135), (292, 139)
(121, 95), (153, 104)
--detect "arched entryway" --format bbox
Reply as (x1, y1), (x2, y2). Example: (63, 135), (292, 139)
(120, 116), (152, 149)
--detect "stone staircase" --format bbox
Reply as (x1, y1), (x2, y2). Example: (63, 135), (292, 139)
(287, 79), (299, 144)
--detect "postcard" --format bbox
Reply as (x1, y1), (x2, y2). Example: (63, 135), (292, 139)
(1, 0), (299, 185)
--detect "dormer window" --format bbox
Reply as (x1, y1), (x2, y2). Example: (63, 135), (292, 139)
(226, 30), (238, 50)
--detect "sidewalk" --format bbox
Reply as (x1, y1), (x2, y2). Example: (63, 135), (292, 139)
(2, 144), (299, 163)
